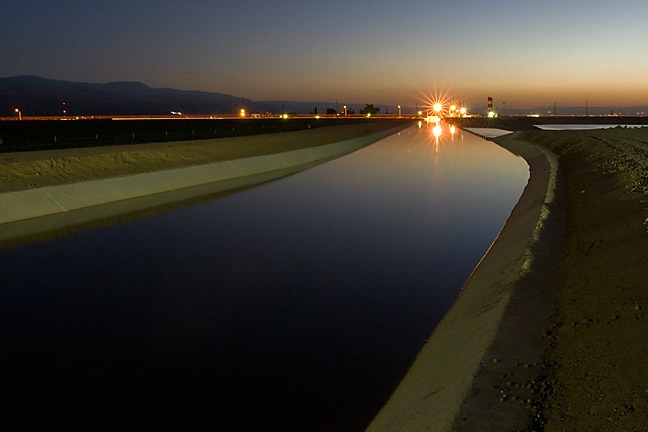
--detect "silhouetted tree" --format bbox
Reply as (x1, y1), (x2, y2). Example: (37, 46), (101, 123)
(360, 104), (379, 115)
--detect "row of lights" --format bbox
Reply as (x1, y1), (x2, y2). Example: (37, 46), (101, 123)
(13, 104), (455, 121)
(13, 101), (67, 119)
(239, 105), (407, 119)
(430, 102), (468, 117)
(240, 108), (289, 119)
(420, 100), (468, 140)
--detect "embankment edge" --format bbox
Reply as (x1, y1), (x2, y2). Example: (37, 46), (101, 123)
(0, 125), (406, 225)
(366, 131), (563, 431)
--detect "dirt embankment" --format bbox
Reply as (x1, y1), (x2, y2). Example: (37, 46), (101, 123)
(507, 127), (648, 431)
(0, 120), (409, 193)
(368, 126), (648, 431)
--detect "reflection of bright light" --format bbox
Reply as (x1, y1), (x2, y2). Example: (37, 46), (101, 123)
(418, 120), (422, 128)
(433, 125), (442, 137)
(449, 124), (456, 134)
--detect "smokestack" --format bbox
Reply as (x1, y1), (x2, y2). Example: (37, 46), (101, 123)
(487, 96), (493, 112)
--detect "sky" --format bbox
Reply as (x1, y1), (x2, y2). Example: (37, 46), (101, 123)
(2, 0), (648, 110)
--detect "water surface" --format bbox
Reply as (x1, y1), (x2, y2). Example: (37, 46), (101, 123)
(0, 125), (528, 430)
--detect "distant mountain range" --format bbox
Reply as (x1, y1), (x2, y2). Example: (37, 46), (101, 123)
(0, 76), (382, 117)
(1, 76), (646, 117)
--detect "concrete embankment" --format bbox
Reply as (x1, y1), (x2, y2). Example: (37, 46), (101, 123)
(0, 124), (406, 246)
(366, 131), (563, 431)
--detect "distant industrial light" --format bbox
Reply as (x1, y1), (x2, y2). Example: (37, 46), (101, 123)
(240, 109), (246, 117)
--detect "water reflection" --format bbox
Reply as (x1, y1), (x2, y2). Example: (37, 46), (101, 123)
(0, 156), (340, 250)
(0, 126), (528, 430)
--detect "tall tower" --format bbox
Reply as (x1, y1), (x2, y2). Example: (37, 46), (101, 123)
(487, 96), (493, 113)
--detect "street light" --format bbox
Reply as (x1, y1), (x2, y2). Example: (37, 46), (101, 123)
(14, 108), (22, 120)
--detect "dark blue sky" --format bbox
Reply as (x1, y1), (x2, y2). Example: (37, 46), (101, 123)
(2, 0), (647, 108)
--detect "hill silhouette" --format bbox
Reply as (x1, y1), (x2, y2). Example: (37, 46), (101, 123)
(3, 76), (645, 117)
(0, 76), (257, 116)
(0, 76), (370, 117)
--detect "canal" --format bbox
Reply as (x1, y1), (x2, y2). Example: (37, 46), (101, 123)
(0, 124), (528, 430)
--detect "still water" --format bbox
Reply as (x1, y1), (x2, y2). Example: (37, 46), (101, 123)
(0, 125), (528, 430)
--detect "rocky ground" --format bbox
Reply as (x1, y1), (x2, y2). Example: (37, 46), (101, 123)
(507, 127), (648, 431)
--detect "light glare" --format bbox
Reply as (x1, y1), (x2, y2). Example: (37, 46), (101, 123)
(433, 125), (442, 137)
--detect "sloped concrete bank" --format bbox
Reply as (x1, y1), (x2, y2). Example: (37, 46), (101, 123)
(367, 131), (563, 431)
(0, 124), (406, 246)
